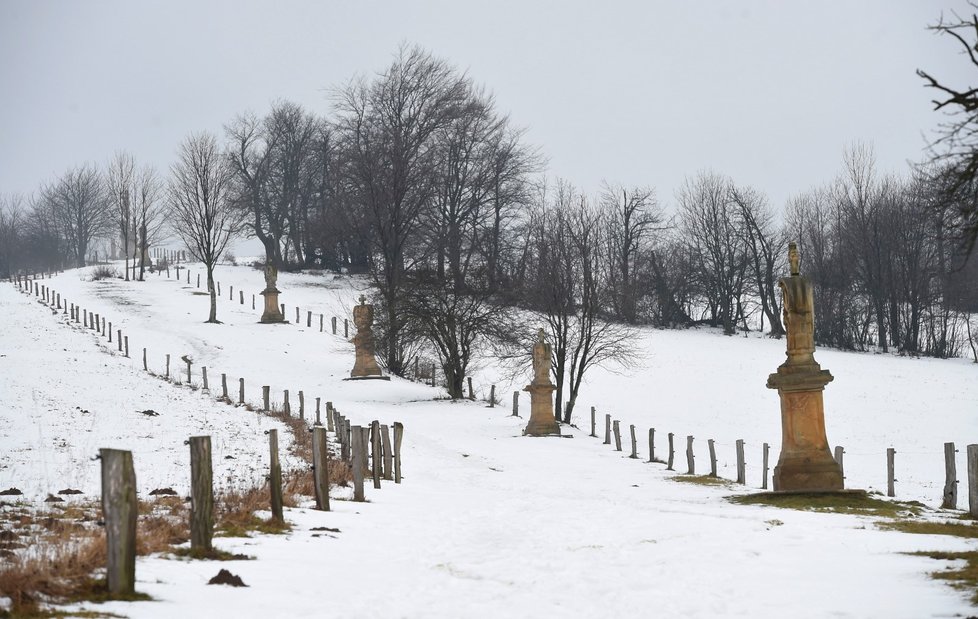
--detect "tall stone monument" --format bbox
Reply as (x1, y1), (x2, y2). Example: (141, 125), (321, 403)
(523, 329), (560, 437)
(349, 295), (385, 379)
(767, 243), (843, 491)
(259, 265), (286, 323)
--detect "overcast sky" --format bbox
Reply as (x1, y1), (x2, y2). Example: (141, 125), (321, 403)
(1, 0), (973, 219)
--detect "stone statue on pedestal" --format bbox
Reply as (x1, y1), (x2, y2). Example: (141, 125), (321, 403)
(524, 329), (560, 436)
(259, 264), (286, 323)
(349, 295), (385, 379)
(767, 242), (843, 491)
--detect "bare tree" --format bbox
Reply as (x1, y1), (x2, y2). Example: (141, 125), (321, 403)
(106, 152), (136, 280)
(134, 165), (166, 280)
(333, 44), (469, 375)
(729, 184), (786, 336)
(918, 3), (978, 255)
(0, 194), (24, 277)
(41, 164), (111, 267)
(168, 132), (241, 323)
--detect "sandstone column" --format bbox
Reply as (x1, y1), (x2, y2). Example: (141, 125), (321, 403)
(259, 265), (286, 323)
(349, 295), (385, 379)
(767, 243), (843, 491)
(523, 329), (560, 437)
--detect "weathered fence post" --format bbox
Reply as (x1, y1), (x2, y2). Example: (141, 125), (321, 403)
(834, 446), (845, 482)
(686, 435), (695, 474)
(229, 285), (233, 301)
(393, 422), (404, 484)
(283, 389), (291, 415)
(165, 354), (170, 379)
(371, 420), (382, 489)
(942, 442), (957, 510)
(314, 397), (322, 425)
(430, 362), (437, 387)
(604, 414), (612, 445)
(489, 384), (495, 407)
(298, 390), (305, 420)
(762, 442), (770, 489)
(649, 428), (656, 463)
(332, 316), (337, 334)
(252, 295), (255, 310)
(240, 290), (244, 305)
(968, 444), (978, 518)
(197, 273), (200, 288)
(201, 366), (208, 391)
(267, 429), (284, 522)
(221, 374), (228, 400)
(107, 321), (111, 341)
(188, 436), (214, 554)
(708, 439), (717, 477)
(612, 420), (622, 451)
(629, 425), (638, 459)
(351, 426), (366, 501)
(590, 407), (597, 437)
(339, 416), (350, 462)
(311, 426), (330, 511)
(307, 310), (312, 328)
(117, 330), (123, 352)
(326, 401), (335, 432)
(667, 433), (675, 471)
(381, 424), (393, 481)
(344, 318), (349, 338)
(512, 391), (519, 417)
(736, 439), (746, 484)
(238, 378), (245, 405)
(263, 386), (270, 411)
(887, 447), (896, 497)
(142, 348), (147, 372)
(467, 377), (475, 401)
(124, 336), (129, 358)
(100, 448), (137, 595)
(185, 357), (191, 384)
(320, 314), (323, 332)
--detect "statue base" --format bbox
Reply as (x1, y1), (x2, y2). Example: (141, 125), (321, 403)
(523, 383), (560, 437)
(260, 288), (286, 324)
(343, 376), (390, 382)
(768, 367), (843, 492)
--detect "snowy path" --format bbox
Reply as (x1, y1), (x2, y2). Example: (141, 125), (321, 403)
(3, 268), (977, 617)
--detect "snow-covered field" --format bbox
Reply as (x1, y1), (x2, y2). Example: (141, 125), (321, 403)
(1, 262), (976, 618)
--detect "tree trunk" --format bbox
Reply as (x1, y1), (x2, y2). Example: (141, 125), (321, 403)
(206, 267), (218, 323)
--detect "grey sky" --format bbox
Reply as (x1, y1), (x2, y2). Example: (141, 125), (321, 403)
(1, 0), (972, 218)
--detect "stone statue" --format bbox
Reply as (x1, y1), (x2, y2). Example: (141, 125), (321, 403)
(349, 295), (384, 379)
(264, 265), (278, 291)
(766, 241), (842, 491)
(523, 328), (559, 436)
(259, 263), (286, 323)
(531, 328), (551, 384)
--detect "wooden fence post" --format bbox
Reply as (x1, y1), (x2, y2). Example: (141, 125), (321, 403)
(942, 442), (957, 510)
(339, 416), (350, 461)
(467, 377), (475, 401)
(381, 424), (393, 481)
(326, 401), (335, 432)
(298, 391), (305, 420)
(124, 336), (129, 358)
(887, 447), (896, 497)
(311, 426), (331, 511)
(762, 442), (770, 489)
(320, 314), (323, 332)
(512, 391), (519, 417)
(221, 374), (228, 400)
(307, 310), (312, 328)
(185, 358), (191, 384)
(967, 444), (978, 518)
(188, 436), (214, 554)
(229, 285), (233, 301)
(736, 439), (746, 484)
(393, 422), (404, 484)
(667, 433), (675, 471)
(99, 448), (137, 595)
(604, 414), (612, 445)
(590, 407), (597, 437)
(107, 322), (111, 341)
(489, 384), (495, 407)
(686, 435), (695, 474)
(612, 420), (622, 451)
(252, 295), (255, 310)
(314, 397), (321, 425)
(344, 318), (349, 338)
(629, 425), (638, 459)
(197, 273), (200, 288)
(240, 290), (244, 305)
(117, 330), (123, 352)
(283, 389), (290, 415)
(834, 446), (845, 482)
(202, 366), (208, 391)
(295, 306), (300, 323)
(267, 429), (284, 522)
(238, 378), (244, 405)
(649, 428), (656, 463)
(351, 426), (366, 501)
(263, 386), (270, 411)
(142, 348), (147, 372)
(708, 439), (717, 477)
(165, 354), (170, 379)
(332, 316), (337, 334)
(371, 420), (382, 489)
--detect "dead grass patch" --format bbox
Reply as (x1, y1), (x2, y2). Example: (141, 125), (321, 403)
(879, 519), (978, 539)
(729, 492), (924, 517)
(671, 474), (733, 487)
(911, 550), (978, 604)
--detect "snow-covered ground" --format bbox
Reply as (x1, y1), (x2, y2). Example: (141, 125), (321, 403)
(1, 262), (976, 618)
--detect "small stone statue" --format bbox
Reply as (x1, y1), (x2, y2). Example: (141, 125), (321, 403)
(778, 242), (816, 368)
(263, 265), (278, 291)
(350, 295), (383, 378)
(523, 328), (559, 436)
(531, 328), (552, 385)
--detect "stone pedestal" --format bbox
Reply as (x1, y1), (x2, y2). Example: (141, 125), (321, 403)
(260, 288), (286, 323)
(767, 242), (843, 492)
(523, 383), (559, 436)
(349, 296), (385, 379)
